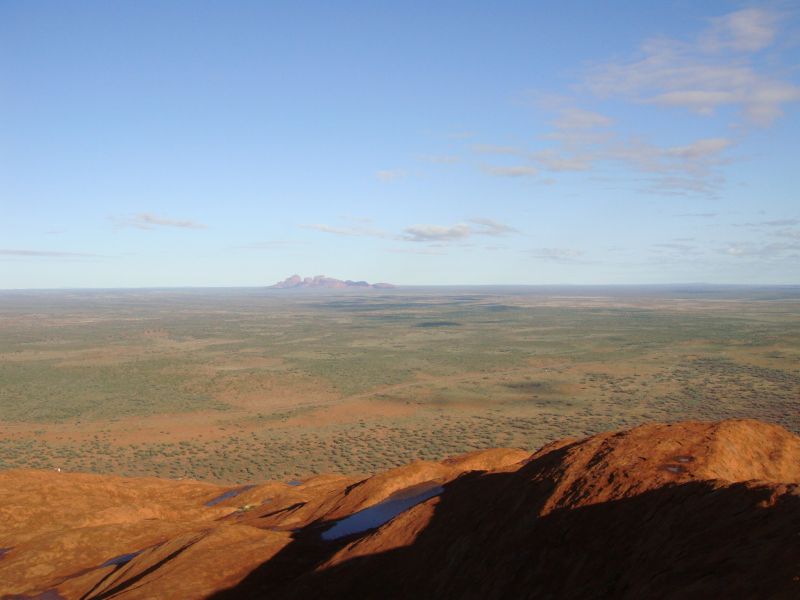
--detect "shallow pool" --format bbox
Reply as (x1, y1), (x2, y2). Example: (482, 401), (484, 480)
(321, 481), (443, 541)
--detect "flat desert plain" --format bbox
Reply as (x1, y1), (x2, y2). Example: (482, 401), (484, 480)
(1, 286), (798, 483)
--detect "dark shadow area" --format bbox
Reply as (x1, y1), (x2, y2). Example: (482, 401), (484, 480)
(82, 541), (197, 600)
(210, 448), (800, 599)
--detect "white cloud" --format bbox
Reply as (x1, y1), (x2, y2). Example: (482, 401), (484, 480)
(0, 249), (97, 257)
(530, 247), (584, 261)
(775, 228), (800, 240)
(664, 137), (733, 159)
(477, 125), (731, 194)
(644, 175), (721, 197)
(721, 240), (800, 259)
(234, 240), (301, 250)
(523, 107), (614, 174)
(609, 136), (732, 195)
(376, 170), (405, 182)
(585, 9), (800, 125)
(303, 223), (388, 238)
(474, 115), (732, 193)
(739, 218), (800, 228)
(482, 165), (538, 177)
(546, 132), (731, 195)
(701, 8), (778, 52)
(303, 217), (517, 244)
(468, 217), (519, 235)
(401, 223), (472, 242)
(530, 150), (593, 172)
(652, 242), (702, 256)
(471, 144), (524, 155)
(553, 108), (613, 130)
(422, 8), (793, 202)
(115, 213), (206, 230)
(417, 154), (460, 164)
(387, 247), (447, 255)
(401, 218), (518, 242)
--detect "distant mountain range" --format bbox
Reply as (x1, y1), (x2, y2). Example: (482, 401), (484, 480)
(269, 274), (395, 289)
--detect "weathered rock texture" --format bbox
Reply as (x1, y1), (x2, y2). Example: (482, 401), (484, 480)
(1, 420), (799, 599)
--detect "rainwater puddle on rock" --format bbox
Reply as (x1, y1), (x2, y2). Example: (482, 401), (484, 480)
(664, 465), (686, 474)
(205, 485), (256, 507)
(0, 547), (11, 560)
(287, 479), (303, 487)
(321, 481), (444, 541)
(673, 455), (694, 464)
(100, 551), (142, 568)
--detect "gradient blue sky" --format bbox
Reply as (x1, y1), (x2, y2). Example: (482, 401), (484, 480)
(2, 1), (799, 288)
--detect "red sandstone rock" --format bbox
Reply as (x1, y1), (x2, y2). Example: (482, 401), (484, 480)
(1, 420), (798, 599)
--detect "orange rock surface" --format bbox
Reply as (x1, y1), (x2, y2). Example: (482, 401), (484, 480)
(1, 420), (798, 599)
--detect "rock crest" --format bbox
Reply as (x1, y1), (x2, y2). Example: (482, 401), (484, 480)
(1, 420), (798, 598)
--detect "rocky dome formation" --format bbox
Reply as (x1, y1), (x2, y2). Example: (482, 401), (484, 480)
(1, 420), (799, 599)
(269, 275), (395, 289)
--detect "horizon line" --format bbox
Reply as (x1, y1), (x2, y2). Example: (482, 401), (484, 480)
(2, 282), (800, 292)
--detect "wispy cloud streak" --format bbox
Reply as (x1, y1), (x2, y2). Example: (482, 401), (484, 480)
(585, 8), (800, 125)
(0, 249), (98, 257)
(115, 213), (206, 230)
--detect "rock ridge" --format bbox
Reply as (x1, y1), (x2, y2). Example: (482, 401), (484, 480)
(1, 419), (798, 599)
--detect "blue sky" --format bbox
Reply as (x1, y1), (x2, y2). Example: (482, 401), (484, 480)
(2, 1), (799, 288)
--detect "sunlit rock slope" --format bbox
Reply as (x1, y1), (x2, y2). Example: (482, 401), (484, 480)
(1, 420), (799, 599)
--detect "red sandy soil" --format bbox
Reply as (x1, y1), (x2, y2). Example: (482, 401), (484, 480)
(1, 419), (799, 599)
